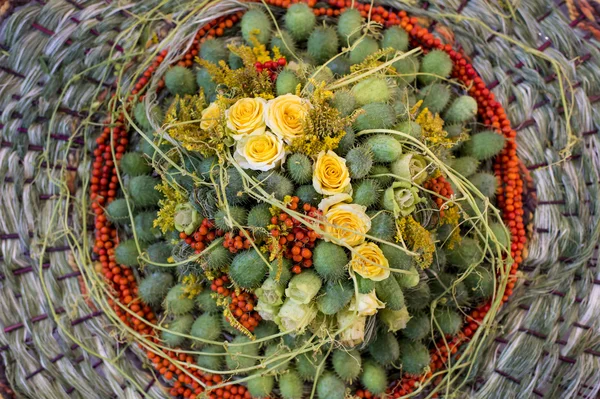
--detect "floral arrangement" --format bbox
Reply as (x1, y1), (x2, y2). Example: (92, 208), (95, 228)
(91, 2), (523, 399)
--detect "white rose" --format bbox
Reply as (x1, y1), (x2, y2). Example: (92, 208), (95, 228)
(349, 290), (385, 316)
(337, 310), (366, 347)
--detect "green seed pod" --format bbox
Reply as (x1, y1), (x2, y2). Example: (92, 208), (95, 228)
(434, 307), (463, 335)
(128, 175), (163, 207)
(165, 66), (198, 96)
(205, 245), (233, 271)
(393, 91), (418, 119)
(367, 211), (395, 241)
(392, 55), (420, 84)
(134, 102), (163, 132)
(382, 26), (409, 52)
(446, 237), (483, 270)
(222, 313), (241, 336)
(196, 345), (225, 371)
(313, 241), (349, 282)
(229, 52), (244, 70)
(354, 103), (397, 132)
(365, 134), (403, 163)
(469, 172), (498, 198)
(332, 349), (361, 382)
(276, 69), (301, 96)
(200, 38), (229, 65)
(352, 179), (381, 208)
(105, 198), (133, 225)
(350, 36), (379, 65)
(464, 265), (495, 299)
(264, 344), (291, 372)
(336, 128), (356, 156)
(317, 372), (346, 399)
(332, 91), (356, 117)
(296, 350), (326, 380)
(306, 67), (334, 93)
(196, 289), (220, 314)
(443, 95), (478, 124)
(356, 274), (376, 294)
(418, 50), (453, 85)
(368, 331), (400, 366)
(380, 243), (414, 271)
(295, 184), (323, 206)
(462, 130), (506, 160)
(161, 315), (194, 347)
(230, 249), (269, 289)
(241, 8), (272, 45)
(248, 372), (275, 399)
(271, 30), (297, 59)
(307, 26), (339, 64)
(446, 123), (464, 138)
(328, 56), (351, 77)
(139, 272), (174, 306)
(432, 248), (447, 271)
(269, 258), (293, 285)
(226, 336), (260, 372)
(254, 320), (279, 341)
(369, 165), (393, 188)
(196, 68), (217, 100)
(139, 135), (171, 160)
(164, 284), (195, 315)
(257, 171), (294, 200)
(190, 313), (222, 344)
(450, 156), (479, 178)
(145, 241), (172, 274)
(285, 3), (316, 41)
(430, 272), (469, 307)
(287, 153), (312, 184)
(279, 369), (304, 399)
(405, 281), (431, 311)
(360, 361), (387, 395)
(488, 222), (511, 249)
(395, 266), (420, 289)
(223, 167), (249, 205)
(418, 83), (451, 113)
(214, 206), (248, 232)
(247, 203), (272, 230)
(115, 239), (146, 266)
(376, 276), (405, 310)
(399, 340), (430, 375)
(463, 197), (486, 219)
(317, 280), (354, 315)
(120, 152), (152, 176)
(337, 8), (363, 44)
(351, 77), (390, 106)
(402, 313), (431, 341)
(346, 145), (373, 179)
(134, 211), (162, 243)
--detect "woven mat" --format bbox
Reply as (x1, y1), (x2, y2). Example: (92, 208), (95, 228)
(0, 0), (599, 398)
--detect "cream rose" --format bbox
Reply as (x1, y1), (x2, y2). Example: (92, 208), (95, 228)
(350, 242), (390, 281)
(200, 102), (221, 130)
(337, 310), (366, 347)
(313, 151), (352, 196)
(349, 290), (385, 316)
(233, 131), (286, 171)
(321, 195), (371, 247)
(226, 97), (267, 139)
(265, 94), (310, 142)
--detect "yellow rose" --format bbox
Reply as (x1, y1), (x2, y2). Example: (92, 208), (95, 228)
(200, 102), (221, 130)
(321, 195), (371, 247)
(265, 94), (310, 142)
(233, 131), (286, 171)
(350, 242), (390, 281)
(226, 97), (267, 140)
(313, 151), (352, 196)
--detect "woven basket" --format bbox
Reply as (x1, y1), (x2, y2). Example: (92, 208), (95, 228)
(1, 1), (599, 398)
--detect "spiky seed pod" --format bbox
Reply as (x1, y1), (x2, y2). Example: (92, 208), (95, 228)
(462, 130), (506, 160)
(253, 320), (279, 341)
(351, 77), (390, 106)
(276, 69), (301, 96)
(229, 52), (244, 70)
(134, 211), (161, 243)
(165, 66), (198, 96)
(296, 350), (326, 381)
(317, 372), (346, 399)
(279, 370), (304, 399)
(469, 172), (498, 198)
(205, 245), (232, 271)
(226, 336), (260, 372)
(443, 95), (478, 124)
(332, 91), (356, 117)
(145, 241), (172, 274)
(432, 248), (447, 271)
(195, 289), (220, 313)
(375, 276), (405, 310)
(446, 237), (483, 270)
(395, 266), (420, 289)
(313, 241), (349, 282)
(214, 206), (248, 232)
(257, 171), (294, 200)
(399, 340), (430, 375)
(134, 102), (163, 132)
(446, 123), (464, 138)
(317, 280), (354, 315)
(463, 197), (486, 219)
(337, 8), (363, 44)
(269, 258), (293, 285)
(106, 198), (133, 225)
(139, 272), (174, 306)
(139, 135), (171, 160)
(284, 3), (316, 41)
(405, 281), (431, 311)
(295, 184), (323, 206)
(368, 211), (395, 241)
(464, 265), (495, 299)
(164, 284), (195, 315)
(418, 50), (453, 85)
(434, 307), (463, 335)
(488, 222), (511, 249)
(382, 26), (409, 51)
(198, 156), (218, 180)
(365, 134), (403, 163)
(336, 128), (356, 157)
(247, 203), (272, 230)
(128, 175), (163, 207)
(369, 164), (393, 188)
(120, 152), (152, 176)
(360, 361), (387, 395)
(196, 345), (225, 371)
(430, 272), (469, 306)
(368, 331), (400, 366)
(223, 167), (249, 205)
(418, 83), (451, 113)
(222, 313), (240, 336)
(241, 8), (272, 44)
(328, 56), (351, 77)
(352, 179), (381, 208)
(190, 313), (222, 343)
(402, 313), (431, 341)
(380, 243), (414, 270)
(356, 274), (376, 293)
(161, 315), (194, 347)
(307, 26), (339, 64)
(264, 344), (291, 372)
(286, 153), (312, 184)
(248, 372), (275, 399)
(332, 350), (361, 382)
(354, 103), (397, 131)
(346, 145), (373, 179)
(115, 239), (146, 266)
(229, 250), (269, 289)
(450, 156), (479, 178)
(394, 120), (422, 140)
(350, 36), (379, 64)
(392, 55), (420, 84)
(200, 38), (229, 65)
(196, 68), (217, 100)
(271, 30), (297, 59)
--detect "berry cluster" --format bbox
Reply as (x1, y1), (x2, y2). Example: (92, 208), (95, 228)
(180, 218), (224, 254)
(254, 57), (287, 80)
(223, 230), (254, 253)
(424, 175), (454, 218)
(210, 274), (262, 333)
